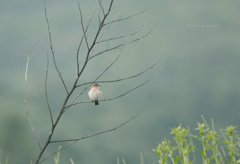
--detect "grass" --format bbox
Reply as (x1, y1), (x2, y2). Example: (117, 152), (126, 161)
(154, 118), (240, 164)
(44, 117), (240, 164)
(2, 118), (240, 164)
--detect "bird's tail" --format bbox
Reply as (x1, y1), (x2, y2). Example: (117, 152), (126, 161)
(95, 100), (99, 105)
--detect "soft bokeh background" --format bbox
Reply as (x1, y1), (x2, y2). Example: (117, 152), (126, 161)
(1, 0), (240, 163)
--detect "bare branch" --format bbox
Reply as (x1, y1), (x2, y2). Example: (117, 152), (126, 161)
(65, 80), (150, 109)
(94, 50), (123, 81)
(96, 30), (139, 44)
(66, 50), (123, 112)
(97, 0), (105, 16)
(51, 108), (144, 143)
(36, 1), (153, 163)
(98, 12), (102, 27)
(107, 0), (114, 15)
(40, 108), (144, 163)
(44, 2), (69, 94)
(89, 30), (152, 61)
(77, 58), (159, 87)
(77, 0), (114, 79)
(44, 52), (54, 127)
(101, 80), (150, 102)
(76, 9), (95, 75)
(63, 0), (117, 114)
(38, 143), (42, 151)
(104, 8), (149, 26)
(89, 43), (124, 60)
(98, 15), (114, 42)
(77, 2), (90, 50)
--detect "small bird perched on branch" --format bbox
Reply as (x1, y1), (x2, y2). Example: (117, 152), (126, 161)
(88, 83), (102, 105)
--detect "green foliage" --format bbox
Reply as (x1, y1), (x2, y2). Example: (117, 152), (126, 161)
(154, 125), (194, 164)
(154, 121), (240, 164)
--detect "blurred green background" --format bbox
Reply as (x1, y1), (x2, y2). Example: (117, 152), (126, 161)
(0, 0), (240, 163)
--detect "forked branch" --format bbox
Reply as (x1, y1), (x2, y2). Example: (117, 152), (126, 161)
(76, 58), (159, 88)
(35, 0), (154, 163)
(44, 2), (69, 94)
(39, 108), (144, 163)
(89, 30), (152, 61)
(51, 108), (144, 143)
(103, 8), (150, 26)
(44, 53), (54, 126)
(68, 50), (123, 109)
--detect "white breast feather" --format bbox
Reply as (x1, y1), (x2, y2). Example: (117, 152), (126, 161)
(88, 89), (102, 100)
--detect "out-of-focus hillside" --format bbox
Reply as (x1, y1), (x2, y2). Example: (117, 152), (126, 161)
(0, 0), (240, 163)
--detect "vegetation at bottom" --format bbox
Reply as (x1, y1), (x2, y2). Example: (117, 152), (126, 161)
(52, 118), (240, 164)
(2, 118), (240, 164)
(154, 118), (240, 164)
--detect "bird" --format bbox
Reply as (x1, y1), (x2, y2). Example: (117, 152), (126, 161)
(88, 83), (102, 105)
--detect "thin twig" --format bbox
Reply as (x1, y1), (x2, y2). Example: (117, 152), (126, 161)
(101, 80), (149, 101)
(96, 30), (139, 44)
(77, 3), (90, 50)
(89, 43), (124, 60)
(40, 108), (144, 163)
(104, 8), (149, 26)
(44, 52), (54, 126)
(77, 58), (159, 87)
(77, 0), (114, 78)
(98, 13), (114, 42)
(44, 2), (69, 94)
(52, 108), (144, 143)
(97, 0), (105, 16)
(38, 143), (42, 151)
(94, 50), (123, 81)
(76, 9), (95, 75)
(89, 30), (152, 61)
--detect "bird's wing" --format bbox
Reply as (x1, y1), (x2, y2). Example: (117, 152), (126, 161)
(88, 89), (92, 98)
